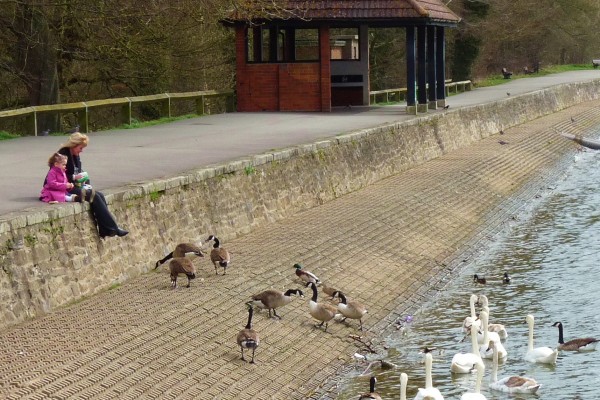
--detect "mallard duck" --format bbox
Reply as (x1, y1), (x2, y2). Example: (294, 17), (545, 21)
(489, 340), (540, 394)
(168, 257), (196, 289)
(207, 235), (231, 275)
(294, 263), (320, 284)
(358, 376), (382, 400)
(473, 274), (486, 284)
(525, 314), (558, 364)
(306, 282), (337, 331)
(236, 303), (260, 363)
(333, 291), (368, 331)
(552, 321), (598, 351)
(155, 242), (204, 269)
(250, 288), (304, 319)
(321, 283), (339, 299)
(502, 272), (511, 284)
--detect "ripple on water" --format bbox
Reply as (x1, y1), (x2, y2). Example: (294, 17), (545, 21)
(335, 149), (600, 399)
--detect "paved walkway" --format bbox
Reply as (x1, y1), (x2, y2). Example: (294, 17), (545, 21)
(1, 70), (599, 217)
(1, 73), (600, 400)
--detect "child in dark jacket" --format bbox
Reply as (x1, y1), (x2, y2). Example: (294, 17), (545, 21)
(40, 153), (78, 203)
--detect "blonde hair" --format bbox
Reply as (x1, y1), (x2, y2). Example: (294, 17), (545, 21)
(61, 132), (89, 149)
(48, 152), (67, 168)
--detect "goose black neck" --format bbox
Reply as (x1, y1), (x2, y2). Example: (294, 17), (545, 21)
(309, 283), (318, 302)
(338, 292), (348, 304)
(212, 237), (220, 248)
(369, 376), (376, 393)
(555, 322), (564, 344)
(285, 289), (300, 297)
(246, 307), (253, 329)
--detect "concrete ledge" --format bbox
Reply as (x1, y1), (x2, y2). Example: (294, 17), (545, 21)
(1, 79), (600, 329)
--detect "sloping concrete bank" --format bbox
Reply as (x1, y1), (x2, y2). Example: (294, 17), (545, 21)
(1, 80), (599, 330)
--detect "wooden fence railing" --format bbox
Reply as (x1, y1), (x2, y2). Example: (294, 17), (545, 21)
(0, 89), (235, 136)
(369, 80), (472, 104)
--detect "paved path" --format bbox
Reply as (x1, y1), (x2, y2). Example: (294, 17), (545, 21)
(0, 73), (600, 400)
(1, 70), (599, 217)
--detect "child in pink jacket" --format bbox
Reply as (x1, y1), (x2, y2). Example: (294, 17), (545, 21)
(40, 153), (78, 203)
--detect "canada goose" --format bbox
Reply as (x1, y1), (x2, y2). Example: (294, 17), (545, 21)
(502, 272), (511, 284)
(207, 235), (230, 275)
(358, 376), (382, 400)
(473, 274), (486, 284)
(478, 311), (507, 360)
(294, 263), (320, 284)
(478, 295), (508, 339)
(415, 353), (444, 399)
(460, 360), (486, 400)
(552, 321), (598, 351)
(333, 291), (368, 331)
(168, 257), (196, 289)
(306, 282), (337, 331)
(250, 288), (304, 319)
(451, 323), (481, 374)
(462, 294), (481, 334)
(321, 283), (339, 299)
(489, 340), (540, 394)
(155, 242), (204, 269)
(236, 303), (260, 363)
(525, 314), (558, 364)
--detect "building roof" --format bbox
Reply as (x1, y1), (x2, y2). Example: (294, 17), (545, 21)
(224, 0), (461, 26)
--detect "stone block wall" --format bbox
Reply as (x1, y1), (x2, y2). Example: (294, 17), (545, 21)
(1, 80), (599, 330)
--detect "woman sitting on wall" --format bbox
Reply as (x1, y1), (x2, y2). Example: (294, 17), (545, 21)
(57, 133), (128, 239)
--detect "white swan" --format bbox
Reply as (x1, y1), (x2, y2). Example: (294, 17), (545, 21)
(478, 310), (507, 360)
(462, 294), (481, 333)
(400, 372), (408, 400)
(525, 314), (558, 364)
(460, 360), (487, 400)
(451, 324), (481, 374)
(415, 352), (444, 400)
(489, 340), (541, 394)
(478, 295), (508, 339)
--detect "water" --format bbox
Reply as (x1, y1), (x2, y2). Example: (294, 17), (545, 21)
(335, 148), (600, 399)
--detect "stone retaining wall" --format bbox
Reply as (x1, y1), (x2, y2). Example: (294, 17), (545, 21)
(1, 80), (599, 330)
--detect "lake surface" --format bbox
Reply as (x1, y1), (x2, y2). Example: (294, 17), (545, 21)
(335, 146), (600, 399)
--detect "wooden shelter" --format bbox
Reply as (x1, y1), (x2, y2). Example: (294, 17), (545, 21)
(222, 1), (460, 113)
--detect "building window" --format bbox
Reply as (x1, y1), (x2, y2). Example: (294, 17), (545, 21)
(247, 26), (319, 63)
(330, 28), (360, 60)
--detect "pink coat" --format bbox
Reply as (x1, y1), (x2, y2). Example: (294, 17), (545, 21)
(40, 166), (70, 203)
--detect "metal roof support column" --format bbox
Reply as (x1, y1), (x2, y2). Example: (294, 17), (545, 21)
(427, 26), (437, 109)
(416, 26), (428, 113)
(435, 27), (446, 107)
(405, 26), (417, 115)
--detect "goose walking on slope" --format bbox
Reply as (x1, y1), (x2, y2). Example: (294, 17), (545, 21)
(155, 242), (204, 269)
(525, 314), (558, 364)
(306, 282), (337, 331)
(207, 235), (231, 275)
(236, 303), (260, 364)
(333, 291), (368, 331)
(250, 288), (304, 319)
(552, 321), (598, 351)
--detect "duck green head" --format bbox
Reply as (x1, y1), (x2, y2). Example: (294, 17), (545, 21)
(293, 263), (302, 269)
